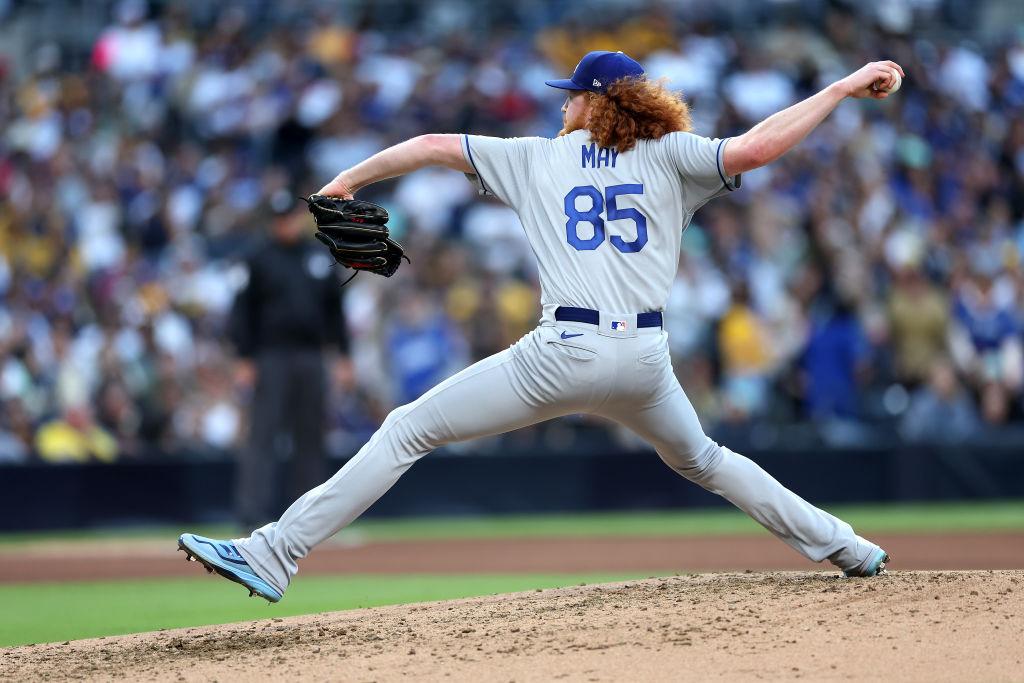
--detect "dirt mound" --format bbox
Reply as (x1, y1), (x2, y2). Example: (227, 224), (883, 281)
(3, 571), (1021, 682)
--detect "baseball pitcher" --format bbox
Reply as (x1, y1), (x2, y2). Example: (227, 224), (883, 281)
(180, 50), (905, 602)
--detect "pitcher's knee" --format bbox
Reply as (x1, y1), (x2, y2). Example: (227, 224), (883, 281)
(377, 402), (455, 458)
(658, 438), (723, 482)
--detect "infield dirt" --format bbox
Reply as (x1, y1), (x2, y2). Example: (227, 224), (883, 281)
(3, 570), (1021, 682)
(3, 532), (1023, 582)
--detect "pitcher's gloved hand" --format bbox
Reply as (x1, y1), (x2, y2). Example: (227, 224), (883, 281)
(304, 195), (409, 279)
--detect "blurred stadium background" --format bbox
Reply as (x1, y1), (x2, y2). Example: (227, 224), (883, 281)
(1, 0), (1024, 647)
(2, 0), (1024, 651)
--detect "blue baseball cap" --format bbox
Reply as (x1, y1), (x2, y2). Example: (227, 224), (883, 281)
(545, 50), (645, 94)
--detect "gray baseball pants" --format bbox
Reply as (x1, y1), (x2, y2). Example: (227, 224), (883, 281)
(235, 318), (878, 594)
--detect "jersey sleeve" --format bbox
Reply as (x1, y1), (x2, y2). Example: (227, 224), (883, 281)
(461, 135), (540, 209)
(664, 132), (741, 212)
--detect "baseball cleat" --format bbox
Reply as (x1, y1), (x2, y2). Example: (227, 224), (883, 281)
(177, 533), (283, 603)
(844, 548), (889, 577)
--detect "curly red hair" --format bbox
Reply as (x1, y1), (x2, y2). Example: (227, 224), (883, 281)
(586, 77), (693, 152)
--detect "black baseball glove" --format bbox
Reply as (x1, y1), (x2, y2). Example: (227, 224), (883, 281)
(304, 195), (410, 279)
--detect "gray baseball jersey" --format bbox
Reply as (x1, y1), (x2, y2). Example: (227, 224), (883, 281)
(461, 129), (738, 321)
(233, 130), (882, 594)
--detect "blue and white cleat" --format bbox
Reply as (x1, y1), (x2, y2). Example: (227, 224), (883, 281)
(844, 547), (890, 577)
(177, 533), (282, 603)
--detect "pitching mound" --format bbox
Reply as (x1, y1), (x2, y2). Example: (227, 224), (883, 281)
(4, 571), (1021, 682)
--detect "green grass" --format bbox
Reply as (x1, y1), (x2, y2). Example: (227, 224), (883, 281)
(0, 573), (650, 648)
(1, 500), (1022, 548)
(2, 501), (1021, 648)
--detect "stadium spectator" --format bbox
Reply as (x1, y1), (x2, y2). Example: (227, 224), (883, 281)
(900, 359), (980, 444)
(0, 400), (30, 463)
(385, 288), (468, 405)
(717, 282), (774, 420)
(34, 405), (118, 463)
(949, 271), (1023, 423)
(886, 263), (950, 387)
(800, 295), (871, 420)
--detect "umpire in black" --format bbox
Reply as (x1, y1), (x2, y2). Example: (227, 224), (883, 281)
(229, 189), (348, 529)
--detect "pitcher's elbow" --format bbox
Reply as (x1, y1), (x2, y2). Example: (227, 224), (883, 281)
(727, 135), (774, 174)
(745, 139), (773, 170)
(422, 133), (472, 172)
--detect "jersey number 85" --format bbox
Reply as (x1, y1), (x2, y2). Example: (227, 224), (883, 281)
(563, 184), (647, 253)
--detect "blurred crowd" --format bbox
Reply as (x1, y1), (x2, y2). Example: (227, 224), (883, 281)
(2, 0), (1024, 464)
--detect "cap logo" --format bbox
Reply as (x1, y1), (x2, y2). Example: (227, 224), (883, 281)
(593, 79), (601, 87)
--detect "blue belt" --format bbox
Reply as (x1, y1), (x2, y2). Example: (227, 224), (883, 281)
(554, 306), (663, 328)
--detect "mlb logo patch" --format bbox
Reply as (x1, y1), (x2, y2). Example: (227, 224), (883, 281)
(610, 320), (628, 332)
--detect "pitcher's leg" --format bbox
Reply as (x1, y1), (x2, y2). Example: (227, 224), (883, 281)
(603, 379), (878, 572)
(234, 348), (564, 594)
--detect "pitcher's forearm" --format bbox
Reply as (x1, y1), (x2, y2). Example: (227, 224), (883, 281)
(724, 82), (846, 176)
(747, 83), (846, 162)
(345, 137), (438, 191)
(318, 134), (471, 197)
(724, 61), (904, 176)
